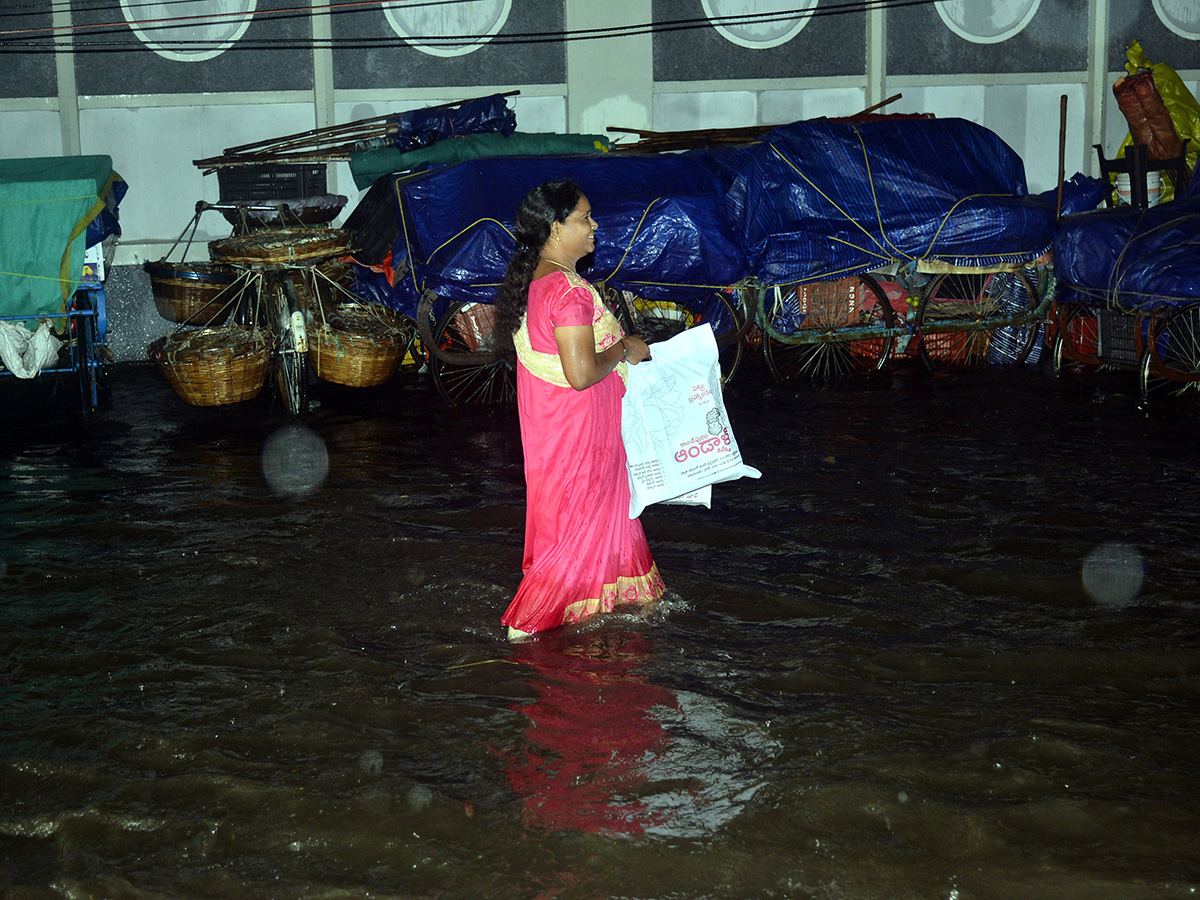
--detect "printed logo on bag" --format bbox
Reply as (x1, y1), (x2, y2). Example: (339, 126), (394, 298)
(675, 430), (732, 462)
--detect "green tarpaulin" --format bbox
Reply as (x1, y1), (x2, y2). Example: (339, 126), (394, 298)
(0, 155), (120, 320)
(349, 132), (612, 190)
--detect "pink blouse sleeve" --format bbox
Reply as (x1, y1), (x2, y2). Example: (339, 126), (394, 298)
(546, 274), (594, 329)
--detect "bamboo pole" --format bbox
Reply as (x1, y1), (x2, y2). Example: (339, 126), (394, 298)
(1056, 94), (1068, 220)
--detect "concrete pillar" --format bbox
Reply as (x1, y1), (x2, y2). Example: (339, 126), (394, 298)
(52, 2), (80, 155)
(1086, 0), (1111, 176)
(565, 0), (653, 138)
(866, 2), (887, 110)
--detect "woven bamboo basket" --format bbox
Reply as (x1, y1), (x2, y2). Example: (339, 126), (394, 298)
(145, 260), (239, 325)
(208, 227), (354, 266)
(309, 303), (412, 387)
(148, 326), (271, 406)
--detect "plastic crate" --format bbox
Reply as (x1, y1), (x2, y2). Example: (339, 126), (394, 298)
(1097, 308), (1138, 365)
(217, 164), (328, 201)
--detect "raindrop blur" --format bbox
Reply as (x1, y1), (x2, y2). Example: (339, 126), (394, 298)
(407, 784), (434, 811)
(1082, 542), (1144, 606)
(359, 749), (384, 776)
(261, 423), (328, 496)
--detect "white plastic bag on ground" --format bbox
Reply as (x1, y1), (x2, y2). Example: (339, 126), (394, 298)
(0, 320), (63, 378)
(621, 324), (761, 518)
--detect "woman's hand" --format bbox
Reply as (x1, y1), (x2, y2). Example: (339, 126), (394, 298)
(620, 335), (651, 365)
(555, 327), (651, 391)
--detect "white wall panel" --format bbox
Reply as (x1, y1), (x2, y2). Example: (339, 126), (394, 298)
(79, 103), (317, 262)
(653, 91), (758, 131)
(511, 95), (568, 134)
(1021, 83), (1087, 194)
(0, 112), (65, 159)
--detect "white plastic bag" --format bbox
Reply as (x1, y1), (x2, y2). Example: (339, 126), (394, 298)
(621, 324), (761, 518)
(0, 320), (63, 379)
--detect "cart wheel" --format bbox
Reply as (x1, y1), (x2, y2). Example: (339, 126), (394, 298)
(762, 276), (894, 384)
(269, 280), (309, 416)
(275, 351), (309, 416)
(400, 332), (426, 375)
(431, 301), (516, 407)
(1140, 306), (1200, 406)
(916, 269), (1038, 370)
(628, 291), (746, 384)
(72, 292), (99, 415)
(1051, 304), (1099, 376)
(702, 290), (746, 385)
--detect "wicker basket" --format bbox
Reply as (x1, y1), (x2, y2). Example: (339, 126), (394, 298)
(145, 260), (240, 325)
(209, 227), (354, 266)
(309, 303), (411, 387)
(149, 327), (271, 406)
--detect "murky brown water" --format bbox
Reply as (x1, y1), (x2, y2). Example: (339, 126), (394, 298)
(3, 357), (1200, 899)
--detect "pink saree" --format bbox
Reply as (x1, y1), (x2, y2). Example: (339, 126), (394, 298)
(501, 270), (665, 635)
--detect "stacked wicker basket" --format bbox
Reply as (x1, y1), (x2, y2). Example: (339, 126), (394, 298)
(145, 247), (270, 407)
(148, 325), (271, 407)
(148, 223), (410, 406)
(309, 302), (411, 388)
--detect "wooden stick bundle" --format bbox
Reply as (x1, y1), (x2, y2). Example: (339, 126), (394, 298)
(194, 91), (520, 173)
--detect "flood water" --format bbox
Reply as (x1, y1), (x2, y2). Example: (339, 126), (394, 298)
(3, 355), (1200, 899)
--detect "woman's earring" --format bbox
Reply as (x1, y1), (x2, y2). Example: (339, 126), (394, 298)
(554, 232), (561, 249)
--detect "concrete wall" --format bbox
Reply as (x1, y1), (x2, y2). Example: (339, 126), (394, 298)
(1, 0), (1198, 360)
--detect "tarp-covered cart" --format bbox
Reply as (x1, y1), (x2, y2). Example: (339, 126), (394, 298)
(358, 153), (750, 405)
(0, 155), (125, 415)
(1051, 170), (1200, 404)
(697, 118), (1057, 383)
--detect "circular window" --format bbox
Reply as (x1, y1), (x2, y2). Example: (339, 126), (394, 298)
(1153, 0), (1200, 40)
(383, 0), (511, 58)
(700, 0), (818, 50)
(120, 0), (255, 62)
(935, 0), (1041, 44)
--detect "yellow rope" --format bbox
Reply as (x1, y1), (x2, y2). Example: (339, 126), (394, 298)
(615, 279), (742, 290)
(918, 191), (1027, 259)
(770, 133), (1049, 269)
(428, 217), (512, 265)
(768, 138), (909, 262)
(0, 269), (76, 284)
(393, 176), (425, 296)
(0, 193), (99, 209)
(608, 198), (659, 280)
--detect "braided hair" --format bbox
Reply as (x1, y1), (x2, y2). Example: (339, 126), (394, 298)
(493, 180), (583, 354)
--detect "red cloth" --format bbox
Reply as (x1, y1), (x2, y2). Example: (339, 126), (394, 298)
(501, 271), (664, 634)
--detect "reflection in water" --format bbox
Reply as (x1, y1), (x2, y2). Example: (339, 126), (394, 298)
(504, 630), (774, 838)
(504, 633), (678, 835)
(3, 364), (1200, 897)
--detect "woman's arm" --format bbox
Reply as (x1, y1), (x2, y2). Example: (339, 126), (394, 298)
(555, 325), (651, 391)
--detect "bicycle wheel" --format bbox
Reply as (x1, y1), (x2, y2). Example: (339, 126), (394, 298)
(268, 279), (309, 416)
(1051, 303), (1099, 375)
(628, 291), (746, 384)
(762, 276), (894, 384)
(1140, 306), (1200, 405)
(71, 291), (100, 415)
(431, 301), (516, 407)
(916, 269), (1038, 370)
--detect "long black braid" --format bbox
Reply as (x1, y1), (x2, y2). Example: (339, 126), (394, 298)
(493, 180), (583, 355)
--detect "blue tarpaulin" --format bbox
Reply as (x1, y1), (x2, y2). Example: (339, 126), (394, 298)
(1054, 192), (1200, 313)
(379, 93), (515, 154)
(697, 117), (1056, 286)
(381, 154), (749, 317)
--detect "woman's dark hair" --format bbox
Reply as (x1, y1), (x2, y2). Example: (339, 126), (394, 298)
(493, 180), (583, 353)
